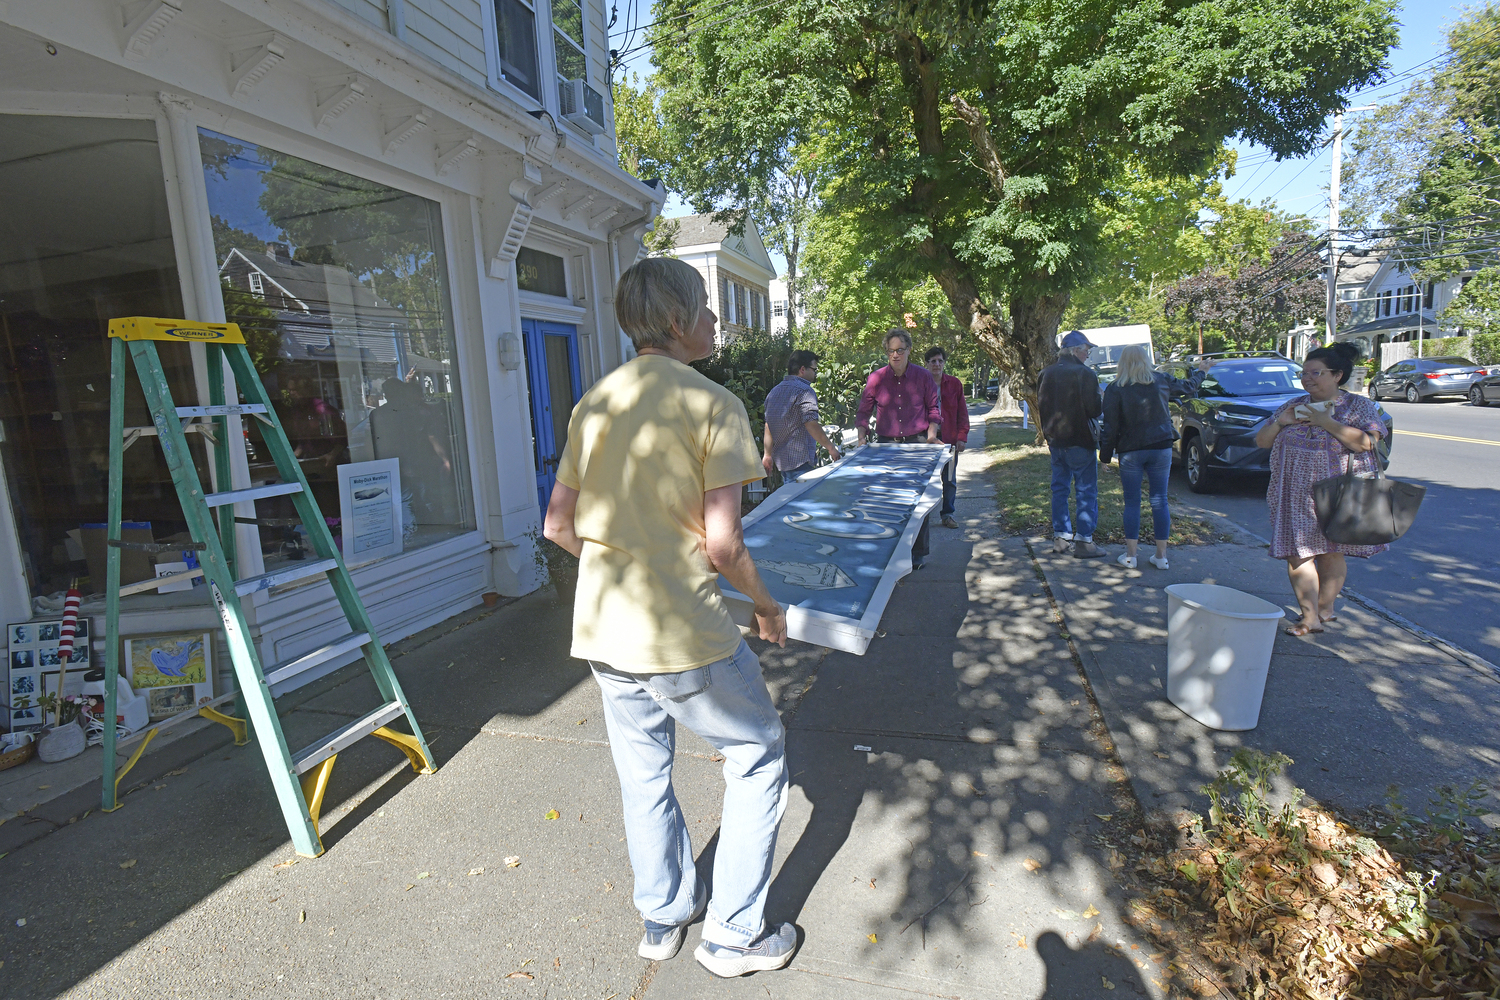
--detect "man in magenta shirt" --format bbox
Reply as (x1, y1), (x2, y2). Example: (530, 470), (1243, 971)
(924, 346), (970, 529)
(856, 329), (941, 567)
(856, 330), (941, 445)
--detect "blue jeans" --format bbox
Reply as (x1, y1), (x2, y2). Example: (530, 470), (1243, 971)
(1118, 448), (1172, 541)
(590, 641), (788, 949)
(781, 461), (817, 481)
(1049, 445), (1098, 542)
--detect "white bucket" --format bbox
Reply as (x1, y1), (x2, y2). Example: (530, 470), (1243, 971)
(1164, 584), (1286, 731)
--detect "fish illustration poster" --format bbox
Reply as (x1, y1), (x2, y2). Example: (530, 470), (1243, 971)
(126, 633), (214, 719)
(719, 443), (948, 654)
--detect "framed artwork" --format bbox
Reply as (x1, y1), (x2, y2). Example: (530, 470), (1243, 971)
(7, 619), (91, 731)
(124, 633), (213, 721)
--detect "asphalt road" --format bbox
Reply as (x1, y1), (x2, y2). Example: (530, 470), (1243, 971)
(1171, 396), (1500, 663)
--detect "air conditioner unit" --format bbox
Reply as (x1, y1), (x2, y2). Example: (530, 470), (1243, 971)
(558, 78), (607, 135)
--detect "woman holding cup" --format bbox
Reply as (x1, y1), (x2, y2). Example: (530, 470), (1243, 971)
(1254, 343), (1388, 636)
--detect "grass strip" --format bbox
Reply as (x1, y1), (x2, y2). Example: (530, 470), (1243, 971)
(984, 420), (1225, 545)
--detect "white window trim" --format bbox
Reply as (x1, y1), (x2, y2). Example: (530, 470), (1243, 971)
(519, 290), (587, 324)
(481, 0), (547, 111)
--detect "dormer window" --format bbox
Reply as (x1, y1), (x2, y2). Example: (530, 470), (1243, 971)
(248, 271), (264, 297)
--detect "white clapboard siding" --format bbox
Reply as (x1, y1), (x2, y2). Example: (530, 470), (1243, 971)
(404, 1), (490, 87)
(325, 0), (392, 30)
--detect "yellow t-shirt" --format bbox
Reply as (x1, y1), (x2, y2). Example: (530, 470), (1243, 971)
(555, 354), (763, 673)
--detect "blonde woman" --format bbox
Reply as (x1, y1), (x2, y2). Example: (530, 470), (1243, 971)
(1098, 347), (1211, 569)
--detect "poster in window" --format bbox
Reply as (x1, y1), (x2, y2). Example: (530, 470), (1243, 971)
(338, 458), (404, 563)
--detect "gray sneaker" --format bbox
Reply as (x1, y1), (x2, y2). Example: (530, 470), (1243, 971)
(638, 885), (707, 961)
(1072, 540), (1106, 559)
(941, 515), (959, 529)
(694, 922), (798, 977)
(1051, 536), (1072, 554)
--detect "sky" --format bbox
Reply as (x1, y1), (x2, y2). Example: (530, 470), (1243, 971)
(1219, 1), (1464, 224)
(607, 0), (1469, 277)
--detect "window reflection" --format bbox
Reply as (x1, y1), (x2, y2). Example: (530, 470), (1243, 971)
(0, 114), (202, 601)
(199, 130), (474, 569)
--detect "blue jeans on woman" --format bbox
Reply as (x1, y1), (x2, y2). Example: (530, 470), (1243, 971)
(590, 641), (788, 949)
(1118, 447), (1172, 541)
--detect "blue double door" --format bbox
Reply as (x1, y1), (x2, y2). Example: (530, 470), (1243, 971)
(523, 319), (583, 512)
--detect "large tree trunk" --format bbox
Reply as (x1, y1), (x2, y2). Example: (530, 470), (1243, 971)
(1007, 291), (1070, 440)
(929, 254), (1068, 439)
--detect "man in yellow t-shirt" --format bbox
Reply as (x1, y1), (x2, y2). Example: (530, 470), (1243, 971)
(543, 257), (795, 978)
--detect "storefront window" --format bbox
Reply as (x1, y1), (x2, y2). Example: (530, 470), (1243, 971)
(198, 130), (474, 570)
(0, 114), (204, 601)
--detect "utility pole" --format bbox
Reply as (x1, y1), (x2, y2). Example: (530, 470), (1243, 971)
(1325, 106), (1376, 345)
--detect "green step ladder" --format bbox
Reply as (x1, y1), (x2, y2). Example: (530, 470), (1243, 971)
(101, 317), (435, 857)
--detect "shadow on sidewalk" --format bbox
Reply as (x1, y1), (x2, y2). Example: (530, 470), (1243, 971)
(0, 589), (593, 999)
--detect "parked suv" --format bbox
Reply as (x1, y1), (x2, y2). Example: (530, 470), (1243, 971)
(1368, 356), (1486, 403)
(1160, 354), (1394, 494)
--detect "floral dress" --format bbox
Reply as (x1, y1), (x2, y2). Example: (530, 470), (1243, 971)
(1266, 391), (1389, 560)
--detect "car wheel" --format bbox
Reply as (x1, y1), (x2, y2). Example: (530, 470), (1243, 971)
(1368, 380), (1380, 400)
(1473, 385), (1489, 408)
(1404, 383), (1421, 404)
(1184, 436), (1217, 494)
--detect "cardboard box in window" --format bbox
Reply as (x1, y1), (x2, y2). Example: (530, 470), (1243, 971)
(79, 522), (155, 590)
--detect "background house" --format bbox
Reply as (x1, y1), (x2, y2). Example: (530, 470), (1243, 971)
(667, 214), (776, 344)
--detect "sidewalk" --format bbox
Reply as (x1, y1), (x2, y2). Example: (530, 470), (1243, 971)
(1, 406), (1495, 999)
(1031, 523), (1500, 824)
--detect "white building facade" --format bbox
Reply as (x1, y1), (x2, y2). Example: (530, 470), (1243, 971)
(0, 0), (662, 708)
(1335, 253), (1468, 363)
(668, 214), (775, 345)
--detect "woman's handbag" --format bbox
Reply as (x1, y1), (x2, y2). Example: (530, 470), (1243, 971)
(1312, 464), (1426, 545)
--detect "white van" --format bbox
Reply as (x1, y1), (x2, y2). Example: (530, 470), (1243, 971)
(1059, 325), (1154, 375)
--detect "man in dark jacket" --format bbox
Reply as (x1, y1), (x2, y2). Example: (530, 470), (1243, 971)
(1037, 331), (1104, 558)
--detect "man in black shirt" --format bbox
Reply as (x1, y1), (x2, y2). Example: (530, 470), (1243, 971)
(1037, 331), (1105, 558)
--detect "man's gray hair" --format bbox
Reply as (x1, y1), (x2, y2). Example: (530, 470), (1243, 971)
(883, 329), (912, 351)
(615, 257), (706, 352)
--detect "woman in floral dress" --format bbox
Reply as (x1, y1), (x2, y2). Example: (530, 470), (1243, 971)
(1254, 343), (1387, 636)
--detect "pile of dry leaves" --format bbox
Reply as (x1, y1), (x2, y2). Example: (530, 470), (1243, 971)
(1122, 750), (1500, 999)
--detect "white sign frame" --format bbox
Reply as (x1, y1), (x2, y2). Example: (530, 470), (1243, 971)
(719, 444), (950, 655)
(337, 458), (404, 564)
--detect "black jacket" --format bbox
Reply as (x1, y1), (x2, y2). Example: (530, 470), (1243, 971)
(1037, 355), (1102, 449)
(1098, 370), (1206, 463)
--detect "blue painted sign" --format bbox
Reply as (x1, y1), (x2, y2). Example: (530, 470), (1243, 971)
(720, 444), (949, 654)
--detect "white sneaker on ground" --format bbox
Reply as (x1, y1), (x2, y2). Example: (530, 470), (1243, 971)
(1149, 554), (1170, 570)
(637, 885), (707, 961)
(695, 922), (799, 977)
(1117, 552), (1137, 569)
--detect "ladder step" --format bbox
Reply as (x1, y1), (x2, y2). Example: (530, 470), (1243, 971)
(175, 404), (268, 418)
(234, 557), (338, 596)
(293, 701), (406, 775)
(263, 632), (371, 687)
(204, 482), (303, 508)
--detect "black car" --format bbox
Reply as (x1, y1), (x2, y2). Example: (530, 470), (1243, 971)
(1159, 354), (1394, 494)
(1367, 356), (1486, 403)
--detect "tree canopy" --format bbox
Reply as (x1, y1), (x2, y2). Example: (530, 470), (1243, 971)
(648, 0), (1397, 405)
(1344, 4), (1500, 237)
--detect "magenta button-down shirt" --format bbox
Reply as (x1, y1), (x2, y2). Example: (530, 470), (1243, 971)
(857, 363), (941, 438)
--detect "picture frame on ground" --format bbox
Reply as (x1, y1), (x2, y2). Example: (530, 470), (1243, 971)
(7, 617), (92, 732)
(124, 633), (213, 721)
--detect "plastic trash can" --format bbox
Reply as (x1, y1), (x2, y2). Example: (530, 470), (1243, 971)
(1164, 584), (1286, 731)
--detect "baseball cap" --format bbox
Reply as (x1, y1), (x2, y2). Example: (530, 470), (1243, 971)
(1059, 330), (1094, 349)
